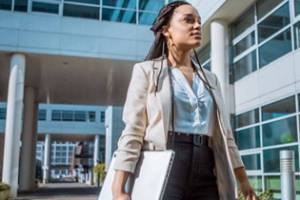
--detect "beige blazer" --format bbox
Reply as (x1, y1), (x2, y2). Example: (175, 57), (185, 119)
(113, 55), (245, 200)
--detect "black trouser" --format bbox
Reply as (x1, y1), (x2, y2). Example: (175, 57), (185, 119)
(163, 132), (220, 200)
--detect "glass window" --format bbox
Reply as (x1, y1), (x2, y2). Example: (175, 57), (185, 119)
(196, 43), (210, 63)
(138, 11), (156, 25)
(264, 176), (282, 199)
(263, 116), (297, 146)
(258, 3), (290, 43)
(62, 110), (73, 121)
(294, 21), (300, 50)
(65, 0), (99, 5)
(0, 108), (6, 120)
(102, 7), (136, 23)
(233, 32), (255, 57)
(100, 111), (105, 122)
(14, 0), (27, 11)
(103, 0), (136, 9)
(257, 0), (284, 19)
(241, 154), (261, 170)
(233, 50), (257, 81)
(202, 61), (211, 71)
(235, 108), (259, 128)
(248, 176), (263, 194)
(262, 96), (296, 121)
(234, 126), (260, 150)
(232, 6), (254, 38)
(88, 111), (95, 122)
(32, 1), (59, 14)
(296, 0), (300, 16)
(263, 145), (299, 172)
(74, 111), (86, 121)
(259, 28), (292, 68)
(52, 110), (61, 121)
(38, 109), (46, 121)
(0, 0), (12, 10)
(139, 0), (164, 12)
(63, 3), (99, 19)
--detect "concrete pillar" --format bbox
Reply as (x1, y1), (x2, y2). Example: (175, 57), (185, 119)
(19, 87), (38, 191)
(210, 20), (234, 114)
(43, 134), (51, 183)
(94, 135), (100, 166)
(2, 53), (26, 197)
(105, 106), (124, 171)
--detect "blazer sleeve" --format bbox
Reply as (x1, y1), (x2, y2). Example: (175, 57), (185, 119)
(113, 62), (148, 173)
(213, 74), (245, 170)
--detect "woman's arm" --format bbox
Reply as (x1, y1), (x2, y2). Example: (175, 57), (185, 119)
(111, 62), (149, 197)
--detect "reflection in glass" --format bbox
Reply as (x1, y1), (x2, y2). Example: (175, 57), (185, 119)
(63, 3), (99, 19)
(232, 6), (254, 38)
(14, 0), (27, 11)
(102, 7), (136, 24)
(139, 11), (157, 25)
(196, 43), (210, 63)
(103, 0), (136, 9)
(263, 145), (299, 172)
(241, 154), (261, 170)
(259, 28), (292, 68)
(248, 176), (263, 194)
(38, 109), (47, 121)
(0, 108), (6, 120)
(258, 3), (290, 43)
(235, 109), (259, 128)
(139, 0), (164, 12)
(264, 176), (282, 200)
(65, 0), (99, 5)
(202, 61), (211, 71)
(233, 32), (255, 57)
(32, 2), (59, 14)
(257, 0), (283, 19)
(296, 0), (300, 16)
(263, 116), (297, 146)
(262, 96), (295, 121)
(234, 126), (260, 150)
(295, 21), (300, 50)
(0, 0), (11, 10)
(233, 50), (257, 81)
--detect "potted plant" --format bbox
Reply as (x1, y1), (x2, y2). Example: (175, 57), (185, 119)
(238, 190), (273, 200)
(93, 163), (106, 187)
(0, 182), (11, 200)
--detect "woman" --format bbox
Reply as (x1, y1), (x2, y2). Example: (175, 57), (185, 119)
(111, 1), (257, 200)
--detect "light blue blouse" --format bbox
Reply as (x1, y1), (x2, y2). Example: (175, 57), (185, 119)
(168, 67), (216, 137)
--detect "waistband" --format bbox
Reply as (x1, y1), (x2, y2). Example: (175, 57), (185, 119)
(167, 131), (210, 146)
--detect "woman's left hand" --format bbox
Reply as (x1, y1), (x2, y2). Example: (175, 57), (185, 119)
(239, 181), (258, 200)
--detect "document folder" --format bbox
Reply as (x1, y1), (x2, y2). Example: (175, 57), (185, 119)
(98, 150), (175, 200)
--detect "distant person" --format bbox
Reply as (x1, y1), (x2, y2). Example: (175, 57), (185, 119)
(111, 1), (257, 200)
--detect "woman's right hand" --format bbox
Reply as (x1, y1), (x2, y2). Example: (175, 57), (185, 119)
(112, 192), (131, 200)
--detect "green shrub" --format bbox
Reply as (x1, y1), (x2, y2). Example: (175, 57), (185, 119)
(0, 183), (10, 191)
(238, 190), (273, 200)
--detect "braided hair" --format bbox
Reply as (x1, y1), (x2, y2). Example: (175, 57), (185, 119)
(144, 0), (215, 94)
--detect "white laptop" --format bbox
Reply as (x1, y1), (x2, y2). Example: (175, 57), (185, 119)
(98, 150), (175, 200)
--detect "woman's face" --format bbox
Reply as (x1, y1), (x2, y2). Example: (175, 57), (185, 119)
(163, 4), (201, 52)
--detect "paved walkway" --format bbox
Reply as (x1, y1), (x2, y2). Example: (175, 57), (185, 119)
(16, 182), (101, 200)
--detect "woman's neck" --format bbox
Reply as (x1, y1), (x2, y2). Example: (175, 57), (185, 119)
(167, 51), (192, 70)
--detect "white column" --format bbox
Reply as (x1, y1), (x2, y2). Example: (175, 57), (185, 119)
(105, 106), (124, 171)
(19, 87), (38, 191)
(210, 19), (233, 114)
(2, 53), (26, 197)
(43, 134), (51, 183)
(94, 135), (100, 166)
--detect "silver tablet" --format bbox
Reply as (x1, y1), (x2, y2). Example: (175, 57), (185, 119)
(98, 150), (175, 200)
